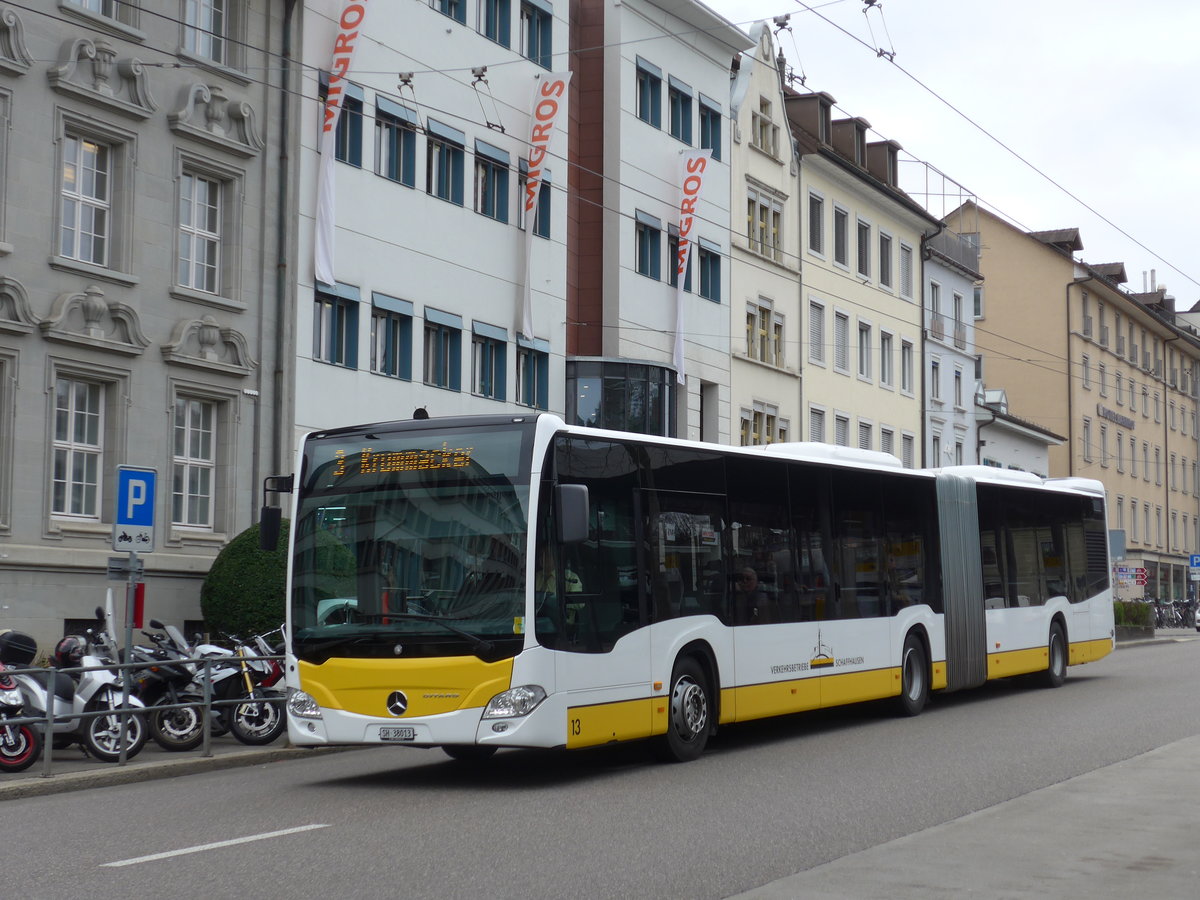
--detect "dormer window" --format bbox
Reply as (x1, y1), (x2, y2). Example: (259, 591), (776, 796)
(818, 99), (831, 144)
(854, 126), (866, 165)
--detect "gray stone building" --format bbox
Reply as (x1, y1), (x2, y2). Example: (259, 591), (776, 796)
(0, 1), (291, 650)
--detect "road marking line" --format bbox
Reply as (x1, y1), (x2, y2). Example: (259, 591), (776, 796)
(102, 824), (330, 867)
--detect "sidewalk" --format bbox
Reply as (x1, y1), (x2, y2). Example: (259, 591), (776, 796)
(732, 732), (1200, 899)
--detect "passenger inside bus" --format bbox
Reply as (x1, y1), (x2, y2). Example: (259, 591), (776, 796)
(734, 566), (768, 624)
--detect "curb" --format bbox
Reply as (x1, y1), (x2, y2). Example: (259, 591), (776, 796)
(0, 745), (354, 802)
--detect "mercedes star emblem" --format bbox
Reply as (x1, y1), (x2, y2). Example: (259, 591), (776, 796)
(387, 691), (408, 717)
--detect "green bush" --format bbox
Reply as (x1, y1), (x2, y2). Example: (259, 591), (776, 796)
(201, 520), (289, 638)
(1113, 600), (1152, 628)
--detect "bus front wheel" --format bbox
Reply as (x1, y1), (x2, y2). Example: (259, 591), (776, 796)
(656, 657), (711, 763)
(895, 633), (929, 717)
(1040, 622), (1067, 688)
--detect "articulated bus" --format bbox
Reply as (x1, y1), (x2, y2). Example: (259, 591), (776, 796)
(272, 413), (1114, 762)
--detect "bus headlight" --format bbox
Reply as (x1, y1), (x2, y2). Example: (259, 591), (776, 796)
(483, 685), (546, 719)
(287, 688), (323, 719)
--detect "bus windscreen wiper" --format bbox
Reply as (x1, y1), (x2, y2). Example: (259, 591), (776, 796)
(369, 613), (496, 658)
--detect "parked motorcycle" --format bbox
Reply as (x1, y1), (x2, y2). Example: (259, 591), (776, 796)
(9, 610), (147, 762)
(129, 620), (206, 752)
(224, 629), (286, 746)
(0, 631), (42, 773)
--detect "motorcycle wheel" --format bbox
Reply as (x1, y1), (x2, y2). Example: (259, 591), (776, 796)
(229, 692), (286, 746)
(148, 697), (206, 752)
(0, 721), (42, 773)
(83, 693), (148, 763)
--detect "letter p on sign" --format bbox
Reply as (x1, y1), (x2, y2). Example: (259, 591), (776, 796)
(113, 466), (157, 552)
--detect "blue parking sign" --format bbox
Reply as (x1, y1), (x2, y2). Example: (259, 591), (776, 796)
(1191, 554), (1200, 569)
(113, 466), (156, 552)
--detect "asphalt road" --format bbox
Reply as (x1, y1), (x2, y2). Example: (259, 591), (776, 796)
(4, 637), (1198, 899)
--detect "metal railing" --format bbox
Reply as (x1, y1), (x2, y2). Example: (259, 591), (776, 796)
(0, 651), (286, 778)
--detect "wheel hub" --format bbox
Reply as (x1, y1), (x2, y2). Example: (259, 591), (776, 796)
(670, 676), (708, 741)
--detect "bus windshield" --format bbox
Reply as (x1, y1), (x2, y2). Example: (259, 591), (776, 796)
(290, 421), (534, 663)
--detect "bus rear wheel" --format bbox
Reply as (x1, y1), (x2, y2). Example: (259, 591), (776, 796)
(656, 657), (711, 763)
(1040, 622), (1067, 688)
(895, 633), (929, 717)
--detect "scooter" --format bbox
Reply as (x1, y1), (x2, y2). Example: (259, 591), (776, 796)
(10, 609), (148, 763)
(0, 648), (42, 773)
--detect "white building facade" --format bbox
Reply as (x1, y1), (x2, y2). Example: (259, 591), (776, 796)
(294, 0), (571, 449)
(923, 229), (982, 467)
(563, 0), (751, 442)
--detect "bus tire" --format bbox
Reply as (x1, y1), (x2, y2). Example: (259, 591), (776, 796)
(1040, 621), (1067, 688)
(656, 656), (711, 763)
(442, 744), (497, 762)
(895, 633), (929, 717)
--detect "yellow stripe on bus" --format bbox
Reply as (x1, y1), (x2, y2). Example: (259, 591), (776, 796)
(1069, 637), (1114, 665)
(566, 698), (655, 748)
(298, 656), (513, 718)
(986, 637), (1114, 680)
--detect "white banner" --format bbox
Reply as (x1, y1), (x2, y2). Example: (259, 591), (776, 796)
(521, 72), (571, 339)
(672, 149), (712, 384)
(314, 0), (370, 286)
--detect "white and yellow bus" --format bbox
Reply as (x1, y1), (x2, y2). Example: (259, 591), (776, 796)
(272, 413), (1114, 762)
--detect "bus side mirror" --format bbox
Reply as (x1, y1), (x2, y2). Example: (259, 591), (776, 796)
(260, 506), (282, 551)
(556, 484), (589, 544)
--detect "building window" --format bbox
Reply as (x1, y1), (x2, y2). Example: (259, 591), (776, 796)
(751, 97), (779, 156)
(668, 78), (692, 144)
(699, 97), (721, 160)
(370, 294), (412, 380)
(635, 213), (661, 280)
(880, 331), (894, 387)
(424, 313), (462, 390)
(474, 145), (510, 222)
(746, 300), (784, 367)
(930, 359), (941, 400)
(833, 207), (848, 266)
(880, 427), (894, 457)
(518, 163), (552, 238)
(857, 321), (872, 380)
(808, 193), (824, 255)
(72, 0), (135, 25)
(433, 0), (466, 24)
(517, 342), (549, 409)
(833, 312), (850, 373)
(902, 433), (915, 468)
(314, 287), (359, 369)
(52, 378), (103, 518)
(472, 329), (507, 400)
(667, 232), (692, 292)
(376, 101), (417, 187)
(809, 407), (825, 442)
(899, 243), (914, 298)
(747, 187), (783, 262)
(741, 401), (785, 446)
(334, 92), (363, 167)
(636, 58), (662, 128)
(520, 1), (552, 69)
(1100, 424), (1109, 466)
(697, 243), (720, 302)
(1081, 354), (1091, 390)
(177, 171), (221, 294)
(481, 0), (511, 46)
(183, 0), (229, 65)
(809, 301), (825, 364)
(834, 414), (850, 447)
(427, 125), (466, 205)
(856, 219), (870, 278)
(60, 135), (111, 266)
(878, 233), (892, 287)
(973, 285), (984, 318)
(858, 421), (872, 451)
(172, 397), (215, 528)
(954, 368), (964, 407)
(566, 360), (675, 435)
(901, 340), (914, 393)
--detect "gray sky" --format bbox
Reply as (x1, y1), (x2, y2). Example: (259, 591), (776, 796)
(706, 0), (1200, 303)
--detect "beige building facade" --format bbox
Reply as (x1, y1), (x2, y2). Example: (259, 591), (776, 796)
(948, 203), (1200, 601)
(786, 91), (939, 464)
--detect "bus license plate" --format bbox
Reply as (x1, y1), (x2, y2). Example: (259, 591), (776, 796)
(380, 726), (415, 742)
